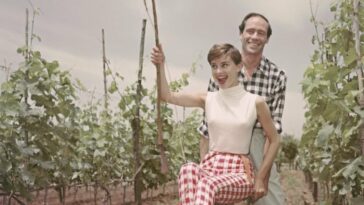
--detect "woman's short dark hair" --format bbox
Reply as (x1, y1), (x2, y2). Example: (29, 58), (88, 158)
(239, 12), (272, 38)
(207, 43), (242, 65)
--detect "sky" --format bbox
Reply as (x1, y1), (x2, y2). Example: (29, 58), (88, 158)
(0, 0), (334, 138)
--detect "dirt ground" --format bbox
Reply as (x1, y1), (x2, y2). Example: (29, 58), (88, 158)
(1, 167), (314, 205)
(280, 169), (314, 205)
(138, 168), (315, 205)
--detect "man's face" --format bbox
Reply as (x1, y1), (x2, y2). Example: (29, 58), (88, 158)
(240, 16), (269, 55)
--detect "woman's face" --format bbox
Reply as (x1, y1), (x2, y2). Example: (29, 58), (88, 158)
(210, 54), (241, 89)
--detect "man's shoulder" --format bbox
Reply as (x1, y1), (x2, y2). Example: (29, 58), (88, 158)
(262, 56), (287, 78)
(207, 78), (219, 92)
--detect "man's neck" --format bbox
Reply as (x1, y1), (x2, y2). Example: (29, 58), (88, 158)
(242, 52), (262, 77)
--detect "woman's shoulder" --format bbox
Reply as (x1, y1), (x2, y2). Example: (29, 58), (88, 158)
(207, 90), (218, 97)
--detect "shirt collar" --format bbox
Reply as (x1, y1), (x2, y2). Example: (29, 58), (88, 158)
(256, 56), (270, 78)
(239, 56), (270, 79)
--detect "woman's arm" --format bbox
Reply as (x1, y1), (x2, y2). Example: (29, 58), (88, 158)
(254, 96), (281, 199)
(151, 45), (206, 108)
(199, 136), (209, 163)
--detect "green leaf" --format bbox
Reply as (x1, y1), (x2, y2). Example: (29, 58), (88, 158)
(20, 146), (40, 156)
(40, 161), (55, 170)
(0, 160), (12, 173)
(20, 169), (35, 185)
(96, 139), (107, 148)
(315, 124), (334, 146)
(344, 47), (357, 66)
(94, 149), (106, 157)
(105, 68), (112, 76)
(342, 156), (364, 179)
(108, 81), (118, 94)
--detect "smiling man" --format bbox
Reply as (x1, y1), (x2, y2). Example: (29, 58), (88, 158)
(198, 12), (287, 205)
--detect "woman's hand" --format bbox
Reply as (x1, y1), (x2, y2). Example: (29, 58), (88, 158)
(151, 44), (165, 66)
(253, 177), (267, 201)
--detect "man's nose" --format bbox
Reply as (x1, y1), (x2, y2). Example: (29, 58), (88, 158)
(251, 32), (259, 38)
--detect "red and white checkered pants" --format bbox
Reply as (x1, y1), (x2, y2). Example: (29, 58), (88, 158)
(178, 151), (254, 205)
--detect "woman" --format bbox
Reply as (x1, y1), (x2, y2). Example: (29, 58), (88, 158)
(151, 43), (280, 205)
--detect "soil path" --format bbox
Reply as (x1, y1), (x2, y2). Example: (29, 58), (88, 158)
(2, 168), (314, 205)
(141, 168), (315, 205)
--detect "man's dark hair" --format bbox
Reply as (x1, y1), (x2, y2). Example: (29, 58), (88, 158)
(239, 12), (272, 38)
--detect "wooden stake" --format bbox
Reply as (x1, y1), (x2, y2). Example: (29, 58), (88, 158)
(102, 29), (108, 109)
(151, 0), (169, 174)
(132, 19), (147, 205)
(353, 0), (364, 155)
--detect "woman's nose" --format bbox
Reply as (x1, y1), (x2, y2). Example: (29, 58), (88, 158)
(215, 67), (223, 73)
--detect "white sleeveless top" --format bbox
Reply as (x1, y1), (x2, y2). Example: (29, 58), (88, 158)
(205, 85), (258, 154)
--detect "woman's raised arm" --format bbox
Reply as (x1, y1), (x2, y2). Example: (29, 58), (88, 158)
(151, 44), (206, 108)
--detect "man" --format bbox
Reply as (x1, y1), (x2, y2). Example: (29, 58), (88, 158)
(198, 12), (287, 204)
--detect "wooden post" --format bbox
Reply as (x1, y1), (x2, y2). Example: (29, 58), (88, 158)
(102, 29), (108, 109)
(353, 0), (364, 155)
(24, 11), (31, 193)
(313, 181), (318, 202)
(151, 0), (169, 175)
(25, 8), (29, 61)
(132, 18), (147, 205)
(44, 186), (48, 205)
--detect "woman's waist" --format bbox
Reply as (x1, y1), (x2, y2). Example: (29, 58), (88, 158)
(203, 150), (252, 165)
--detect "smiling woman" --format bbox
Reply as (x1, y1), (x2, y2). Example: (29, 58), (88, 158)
(151, 43), (281, 204)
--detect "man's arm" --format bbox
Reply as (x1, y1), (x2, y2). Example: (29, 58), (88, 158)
(262, 70), (287, 189)
(263, 70), (287, 154)
(270, 70), (287, 134)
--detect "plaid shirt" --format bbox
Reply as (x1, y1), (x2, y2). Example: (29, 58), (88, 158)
(198, 56), (287, 137)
